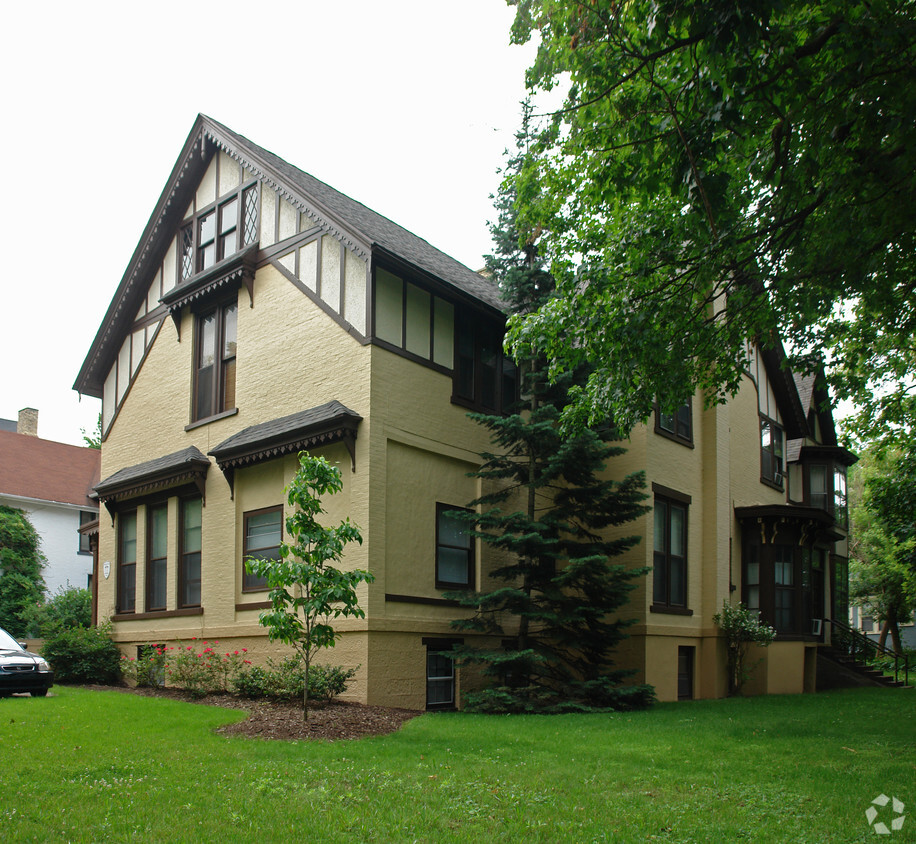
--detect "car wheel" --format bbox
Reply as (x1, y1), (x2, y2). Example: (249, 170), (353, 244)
(31, 689), (49, 697)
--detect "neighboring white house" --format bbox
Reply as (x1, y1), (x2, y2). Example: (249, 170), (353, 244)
(0, 409), (101, 595)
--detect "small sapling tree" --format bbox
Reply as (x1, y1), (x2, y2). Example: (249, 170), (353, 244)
(713, 601), (777, 696)
(246, 452), (371, 719)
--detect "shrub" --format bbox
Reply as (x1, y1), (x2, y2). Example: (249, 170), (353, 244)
(231, 657), (357, 703)
(165, 641), (250, 698)
(713, 601), (777, 695)
(41, 623), (122, 684)
(22, 586), (92, 637)
(121, 644), (167, 688)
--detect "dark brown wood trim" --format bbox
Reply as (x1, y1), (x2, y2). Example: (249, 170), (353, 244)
(131, 307), (168, 331)
(235, 600), (273, 611)
(651, 483), (693, 505)
(375, 336), (452, 376)
(254, 226), (323, 265)
(385, 593), (461, 608)
(111, 607), (203, 621)
(649, 604), (694, 616)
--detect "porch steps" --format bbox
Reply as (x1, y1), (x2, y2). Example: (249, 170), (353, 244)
(817, 647), (910, 689)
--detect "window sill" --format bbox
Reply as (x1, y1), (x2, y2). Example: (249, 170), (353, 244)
(185, 408), (238, 432)
(111, 607), (203, 621)
(760, 476), (785, 493)
(653, 427), (695, 448)
(236, 600), (272, 611)
(387, 593), (461, 608)
(649, 604), (693, 616)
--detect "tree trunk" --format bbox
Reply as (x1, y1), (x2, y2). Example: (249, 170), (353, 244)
(303, 651), (310, 722)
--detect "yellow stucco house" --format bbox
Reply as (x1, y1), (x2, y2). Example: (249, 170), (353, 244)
(75, 115), (854, 709)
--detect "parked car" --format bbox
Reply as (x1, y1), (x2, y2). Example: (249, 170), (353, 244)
(0, 626), (53, 697)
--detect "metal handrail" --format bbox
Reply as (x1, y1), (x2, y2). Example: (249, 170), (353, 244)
(827, 618), (910, 687)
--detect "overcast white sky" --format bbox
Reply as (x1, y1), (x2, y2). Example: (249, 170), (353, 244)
(0, 0), (538, 445)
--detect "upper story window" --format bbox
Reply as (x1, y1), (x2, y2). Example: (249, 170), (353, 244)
(78, 510), (95, 554)
(194, 301), (237, 422)
(655, 400), (693, 446)
(805, 462), (848, 528)
(652, 490), (689, 611)
(436, 504), (474, 590)
(760, 416), (785, 488)
(453, 315), (518, 414)
(180, 183), (258, 282)
(243, 506), (283, 592)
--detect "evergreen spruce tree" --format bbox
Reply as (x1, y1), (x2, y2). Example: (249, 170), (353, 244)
(447, 112), (654, 713)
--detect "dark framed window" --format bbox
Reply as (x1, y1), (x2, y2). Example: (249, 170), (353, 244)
(243, 506), (282, 592)
(425, 645), (457, 709)
(804, 462), (848, 528)
(655, 400), (693, 446)
(772, 544), (795, 632)
(653, 491), (689, 609)
(436, 504), (474, 589)
(760, 416), (785, 487)
(452, 313), (518, 414)
(833, 466), (848, 528)
(193, 300), (237, 422)
(808, 464), (828, 510)
(179, 183), (258, 282)
(146, 503), (168, 612)
(117, 510), (137, 614)
(78, 510), (95, 554)
(179, 497), (202, 608)
(743, 538), (828, 637)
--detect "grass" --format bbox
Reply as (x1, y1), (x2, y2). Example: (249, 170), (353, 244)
(1, 687), (913, 843)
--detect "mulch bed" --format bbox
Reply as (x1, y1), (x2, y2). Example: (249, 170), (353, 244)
(80, 684), (421, 742)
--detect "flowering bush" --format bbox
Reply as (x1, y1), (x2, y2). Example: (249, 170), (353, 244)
(121, 644), (167, 688)
(713, 601), (777, 695)
(122, 639), (251, 697)
(166, 641), (250, 697)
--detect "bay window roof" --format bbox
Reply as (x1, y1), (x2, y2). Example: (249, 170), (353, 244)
(208, 400), (362, 495)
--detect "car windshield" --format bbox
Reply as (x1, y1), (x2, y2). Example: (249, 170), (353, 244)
(0, 628), (24, 651)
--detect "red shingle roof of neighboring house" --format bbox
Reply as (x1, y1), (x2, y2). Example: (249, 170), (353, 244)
(0, 430), (101, 509)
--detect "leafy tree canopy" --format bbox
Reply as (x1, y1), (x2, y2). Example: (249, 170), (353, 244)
(849, 446), (916, 654)
(0, 505), (46, 638)
(505, 0), (916, 441)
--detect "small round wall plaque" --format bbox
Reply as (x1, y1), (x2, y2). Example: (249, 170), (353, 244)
(103, 561), (111, 579)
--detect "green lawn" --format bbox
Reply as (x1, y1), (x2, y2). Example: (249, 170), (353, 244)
(1, 687), (912, 843)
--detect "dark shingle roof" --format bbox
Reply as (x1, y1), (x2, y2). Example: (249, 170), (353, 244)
(0, 418), (16, 433)
(210, 401), (361, 465)
(95, 446), (210, 500)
